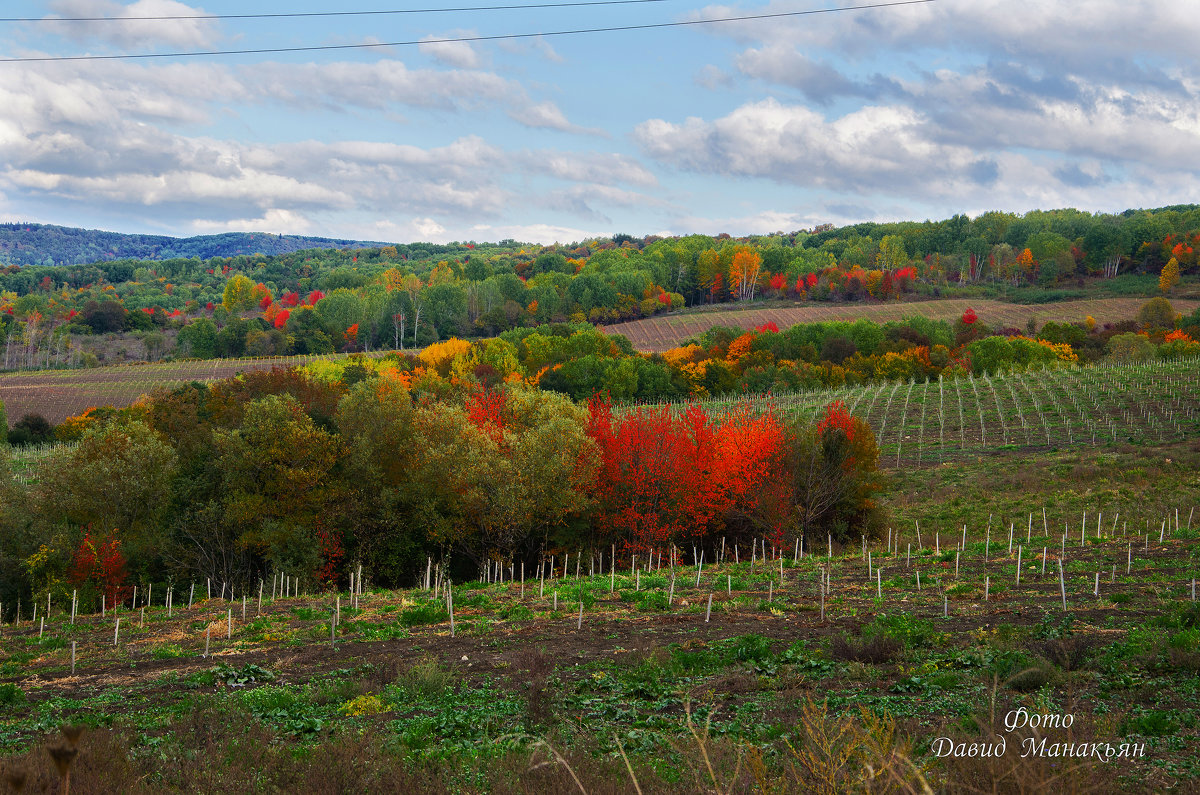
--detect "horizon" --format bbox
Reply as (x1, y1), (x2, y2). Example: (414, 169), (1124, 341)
(2, 1), (1199, 245)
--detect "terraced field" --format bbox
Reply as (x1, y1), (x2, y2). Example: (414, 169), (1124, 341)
(604, 298), (1200, 352)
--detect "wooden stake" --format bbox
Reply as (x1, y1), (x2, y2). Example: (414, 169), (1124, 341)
(705, 594), (713, 623)
(1058, 559), (1067, 611)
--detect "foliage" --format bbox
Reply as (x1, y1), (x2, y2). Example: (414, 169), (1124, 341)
(68, 528), (130, 606)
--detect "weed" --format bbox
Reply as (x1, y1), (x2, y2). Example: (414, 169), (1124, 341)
(0, 684), (25, 708)
(397, 602), (449, 627)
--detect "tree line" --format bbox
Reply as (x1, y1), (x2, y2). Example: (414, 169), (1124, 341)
(0, 371), (881, 611)
(1, 205), (1197, 369)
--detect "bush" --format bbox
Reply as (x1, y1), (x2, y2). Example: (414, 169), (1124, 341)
(1137, 296), (1175, 329)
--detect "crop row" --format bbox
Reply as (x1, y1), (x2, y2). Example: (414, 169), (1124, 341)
(632, 358), (1200, 468)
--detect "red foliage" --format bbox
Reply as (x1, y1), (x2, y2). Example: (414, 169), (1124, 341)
(585, 398), (789, 553)
(755, 321), (780, 334)
(657, 292), (670, 304)
(142, 307), (155, 315)
(466, 388), (508, 445)
(69, 529), (130, 606)
(961, 307), (978, 325)
(806, 272), (819, 289)
(769, 272), (786, 292)
(273, 309), (290, 329)
(314, 523), (344, 586)
(259, 292), (273, 310)
(281, 292), (300, 308)
(816, 400), (856, 442)
(205, 301), (215, 311)
(306, 290), (325, 306)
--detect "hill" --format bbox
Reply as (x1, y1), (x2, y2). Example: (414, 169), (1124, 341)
(0, 223), (392, 267)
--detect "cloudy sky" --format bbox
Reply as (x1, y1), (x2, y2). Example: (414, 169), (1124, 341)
(2, 0), (1199, 244)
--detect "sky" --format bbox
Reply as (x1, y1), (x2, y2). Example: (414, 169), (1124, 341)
(1, 0), (1199, 245)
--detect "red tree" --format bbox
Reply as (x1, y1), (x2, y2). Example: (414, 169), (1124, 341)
(585, 398), (789, 554)
(69, 529), (131, 606)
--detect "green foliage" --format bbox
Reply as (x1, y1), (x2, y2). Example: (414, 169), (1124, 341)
(0, 683), (24, 707)
(398, 602), (450, 627)
(1137, 296), (1176, 329)
(212, 663), (277, 686)
(862, 613), (938, 649)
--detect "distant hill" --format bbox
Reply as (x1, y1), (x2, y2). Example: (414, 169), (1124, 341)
(0, 223), (393, 267)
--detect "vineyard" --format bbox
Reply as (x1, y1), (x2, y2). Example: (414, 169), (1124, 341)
(630, 357), (1200, 469)
(604, 297), (1200, 352)
(0, 486), (1197, 791)
(0, 352), (388, 427)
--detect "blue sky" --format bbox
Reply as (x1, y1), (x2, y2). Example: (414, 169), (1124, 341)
(2, 0), (1199, 244)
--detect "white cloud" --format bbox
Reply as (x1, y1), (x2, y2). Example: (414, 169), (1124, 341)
(526, 151), (658, 188)
(468, 222), (597, 245)
(251, 60), (517, 112)
(46, 0), (223, 50)
(498, 36), (564, 63)
(508, 101), (606, 135)
(189, 208), (315, 235)
(635, 98), (986, 195)
(418, 33), (482, 70)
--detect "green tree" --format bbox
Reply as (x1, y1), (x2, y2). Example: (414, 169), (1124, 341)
(214, 394), (343, 572)
(177, 318), (218, 358)
(1137, 297), (1175, 330)
(1106, 333), (1156, 362)
(222, 274), (257, 312)
(877, 234), (908, 270)
(35, 421), (177, 570)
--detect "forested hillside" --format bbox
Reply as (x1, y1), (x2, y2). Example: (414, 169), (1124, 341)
(0, 223), (390, 267)
(0, 205), (1197, 370)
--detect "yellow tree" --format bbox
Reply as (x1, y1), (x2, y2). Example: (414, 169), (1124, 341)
(222, 274), (256, 312)
(1160, 257), (1181, 293)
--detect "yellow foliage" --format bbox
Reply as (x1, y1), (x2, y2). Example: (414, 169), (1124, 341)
(419, 338), (473, 374)
(1160, 257), (1181, 293)
(1085, 315), (1096, 330)
(662, 344), (705, 368)
(339, 695), (388, 716)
